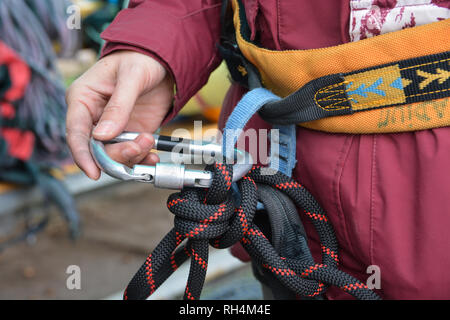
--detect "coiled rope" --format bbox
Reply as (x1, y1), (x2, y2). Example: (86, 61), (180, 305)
(0, 0), (76, 162)
(125, 163), (381, 300)
(0, 1), (81, 243)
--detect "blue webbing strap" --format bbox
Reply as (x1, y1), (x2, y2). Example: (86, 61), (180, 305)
(269, 124), (297, 177)
(222, 88), (297, 177)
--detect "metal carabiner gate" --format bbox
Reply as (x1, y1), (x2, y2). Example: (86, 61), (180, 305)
(90, 132), (253, 190)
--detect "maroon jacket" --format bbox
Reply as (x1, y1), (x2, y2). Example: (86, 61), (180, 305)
(101, 0), (450, 299)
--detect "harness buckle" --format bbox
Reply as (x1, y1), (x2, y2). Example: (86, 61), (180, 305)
(90, 132), (253, 190)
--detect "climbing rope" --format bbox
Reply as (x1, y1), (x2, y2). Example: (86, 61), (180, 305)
(124, 163), (381, 300)
(0, 0), (75, 162)
(0, 0), (81, 243)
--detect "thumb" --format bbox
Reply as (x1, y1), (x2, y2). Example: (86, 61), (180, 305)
(93, 65), (146, 140)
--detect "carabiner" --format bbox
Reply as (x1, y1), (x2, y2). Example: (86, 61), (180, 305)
(89, 132), (253, 190)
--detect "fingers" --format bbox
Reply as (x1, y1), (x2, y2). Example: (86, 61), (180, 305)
(104, 132), (159, 167)
(140, 152), (160, 165)
(65, 99), (100, 180)
(93, 65), (146, 141)
(66, 51), (169, 180)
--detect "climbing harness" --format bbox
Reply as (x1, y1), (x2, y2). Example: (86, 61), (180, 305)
(214, 0), (449, 299)
(92, 133), (380, 300)
(222, 0), (450, 134)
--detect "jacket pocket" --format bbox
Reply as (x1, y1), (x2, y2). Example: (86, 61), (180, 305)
(336, 134), (376, 265)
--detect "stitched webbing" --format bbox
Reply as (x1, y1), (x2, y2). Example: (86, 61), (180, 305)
(258, 51), (450, 127)
(222, 88), (296, 177)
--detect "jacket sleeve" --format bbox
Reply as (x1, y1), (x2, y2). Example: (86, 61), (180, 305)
(100, 0), (223, 123)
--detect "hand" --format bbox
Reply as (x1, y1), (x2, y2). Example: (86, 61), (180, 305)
(66, 50), (174, 180)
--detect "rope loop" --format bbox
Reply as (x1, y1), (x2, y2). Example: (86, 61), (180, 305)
(124, 163), (381, 300)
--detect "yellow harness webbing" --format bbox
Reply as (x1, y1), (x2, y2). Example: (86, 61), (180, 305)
(230, 0), (450, 134)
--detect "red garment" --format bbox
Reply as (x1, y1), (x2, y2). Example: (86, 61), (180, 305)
(101, 0), (450, 299)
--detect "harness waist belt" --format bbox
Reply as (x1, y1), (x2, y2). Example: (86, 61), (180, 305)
(229, 0), (450, 134)
(259, 51), (450, 130)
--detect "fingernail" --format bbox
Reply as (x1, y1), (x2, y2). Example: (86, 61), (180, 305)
(93, 121), (115, 136)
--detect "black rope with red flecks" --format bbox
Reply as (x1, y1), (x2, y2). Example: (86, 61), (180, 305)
(123, 163), (381, 300)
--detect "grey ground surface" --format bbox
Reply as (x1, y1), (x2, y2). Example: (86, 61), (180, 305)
(0, 181), (261, 300)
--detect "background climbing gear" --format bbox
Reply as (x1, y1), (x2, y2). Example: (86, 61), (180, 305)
(75, 0), (129, 52)
(0, 0), (81, 248)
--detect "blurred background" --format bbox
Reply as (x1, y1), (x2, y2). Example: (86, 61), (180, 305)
(0, 0), (262, 300)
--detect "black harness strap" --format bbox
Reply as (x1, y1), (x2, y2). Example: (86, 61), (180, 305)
(252, 183), (318, 300)
(218, 0), (262, 90)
